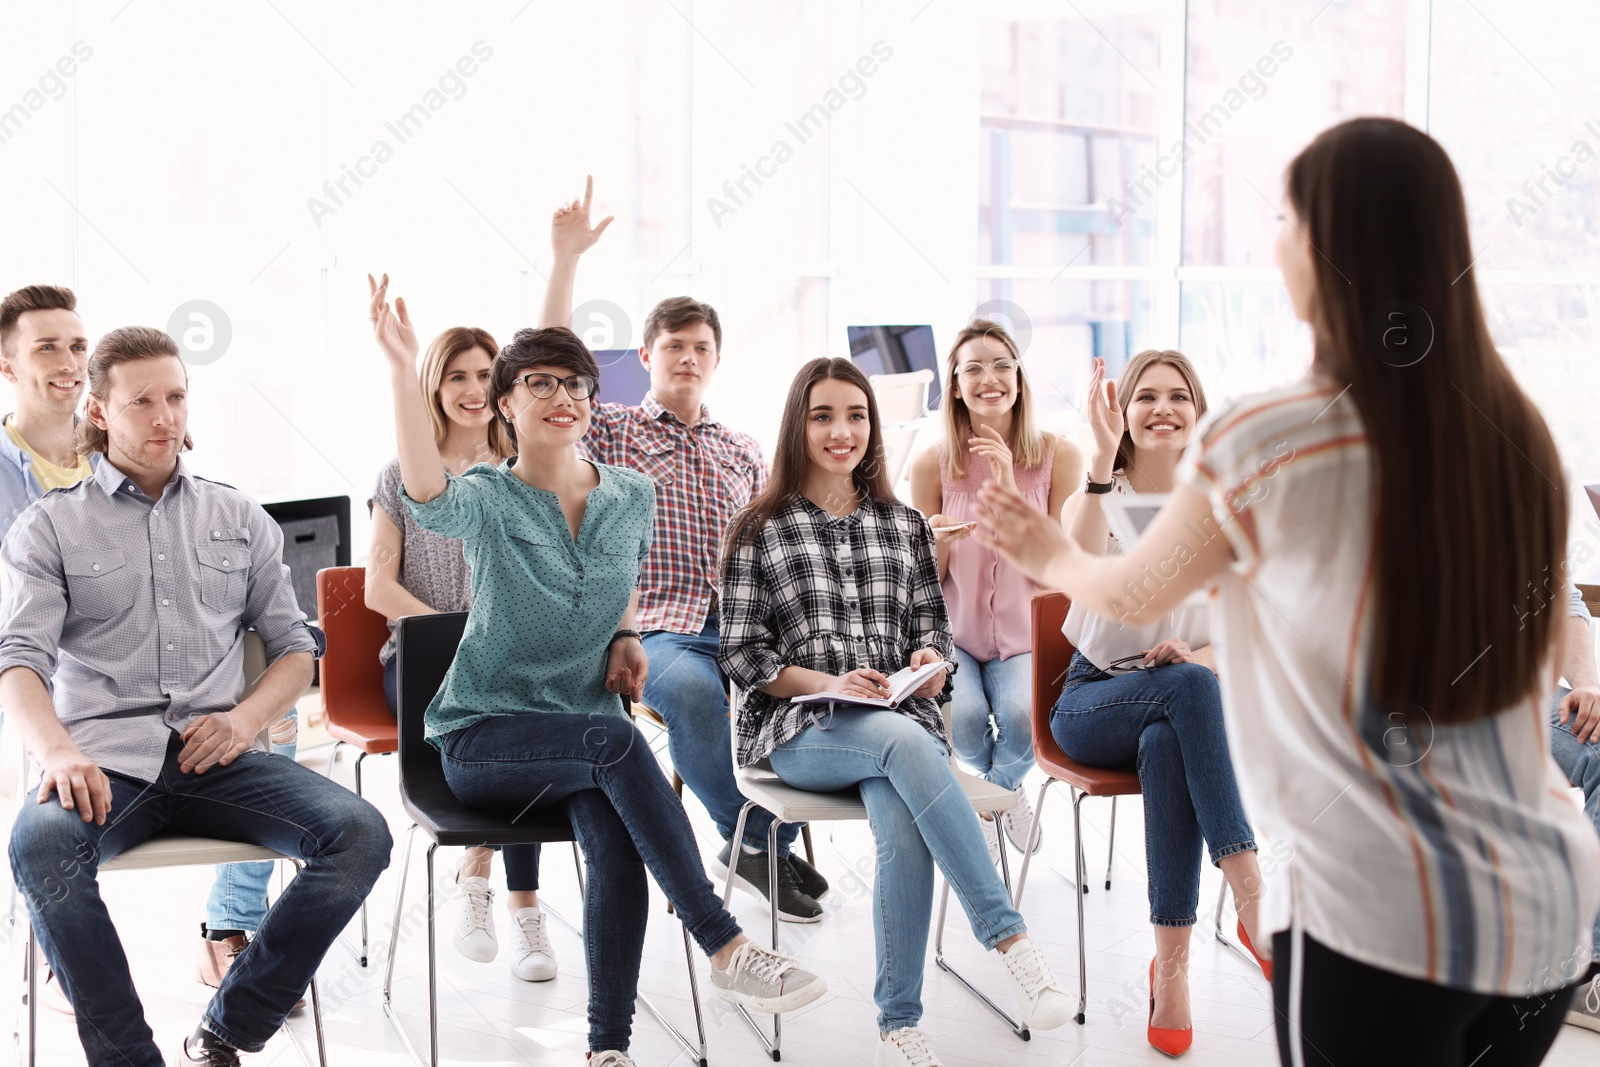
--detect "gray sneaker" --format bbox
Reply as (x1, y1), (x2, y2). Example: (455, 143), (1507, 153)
(1569, 972), (1600, 1032)
(710, 940), (828, 1013)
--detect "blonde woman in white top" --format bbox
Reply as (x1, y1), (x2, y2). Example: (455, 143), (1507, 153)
(1054, 348), (1267, 1058)
(979, 117), (1600, 1067)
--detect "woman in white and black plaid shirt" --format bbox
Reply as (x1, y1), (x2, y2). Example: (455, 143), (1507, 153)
(718, 358), (1073, 1067)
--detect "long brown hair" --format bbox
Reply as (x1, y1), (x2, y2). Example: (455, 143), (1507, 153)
(941, 319), (1047, 478)
(419, 326), (511, 460)
(1113, 348), (1208, 474)
(723, 358), (895, 561)
(1287, 117), (1565, 725)
(77, 327), (195, 455)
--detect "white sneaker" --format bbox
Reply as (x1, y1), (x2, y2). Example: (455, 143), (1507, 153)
(587, 1052), (636, 1067)
(1001, 938), (1073, 1029)
(510, 907), (557, 982)
(1568, 972), (1600, 1032)
(876, 1026), (942, 1066)
(980, 814), (1002, 865)
(1003, 785), (1041, 854)
(452, 876), (498, 963)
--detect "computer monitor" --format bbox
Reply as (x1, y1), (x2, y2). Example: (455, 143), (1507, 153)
(847, 325), (941, 411)
(592, 347), (653, 409)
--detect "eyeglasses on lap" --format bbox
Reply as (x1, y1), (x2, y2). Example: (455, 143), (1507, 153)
(514, 373), (598, 400)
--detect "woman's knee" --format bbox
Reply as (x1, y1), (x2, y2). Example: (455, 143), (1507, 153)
(1162, 662), (1222, 703)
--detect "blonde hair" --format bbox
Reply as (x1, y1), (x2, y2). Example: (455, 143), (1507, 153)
(1112, 349), (1208, 473)
(940, 319), (1047, 479)
(419, 327), (511, 462)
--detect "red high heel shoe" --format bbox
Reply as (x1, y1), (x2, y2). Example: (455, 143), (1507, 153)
(1148, 958), (1193, 1058)
(1237, 919), (1273, 983)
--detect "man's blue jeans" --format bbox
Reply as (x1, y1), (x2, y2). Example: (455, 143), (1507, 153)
(204, 710), (298, 933)
(641, 616), (800, 856)
(438, 711), (742, 1054)
(1050, 651), (1255, 926)
(767, 709), (1026, 1033)
(9, 732), (392, 1066)
(950, 647), (1035, 791)
(1551, 686), (1600, 962)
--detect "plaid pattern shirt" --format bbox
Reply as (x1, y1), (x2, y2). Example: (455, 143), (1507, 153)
(581, 395), (766, 635)
(718, 495), (954, 767)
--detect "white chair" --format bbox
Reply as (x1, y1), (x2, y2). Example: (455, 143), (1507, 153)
(14, 633), (328, 1066)
(721, 689), (1028, 1061)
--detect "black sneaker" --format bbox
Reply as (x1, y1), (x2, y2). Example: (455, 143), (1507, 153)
(786, 851), (830, 900)
(713, 841), (823, 923)
(183, 1025), (241, 1066)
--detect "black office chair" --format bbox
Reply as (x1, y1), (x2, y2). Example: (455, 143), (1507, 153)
(380, 611), (708, 1066)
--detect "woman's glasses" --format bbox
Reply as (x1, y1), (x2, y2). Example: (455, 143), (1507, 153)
(956, 359), (1019, 382)
(515, 373), (597, 400)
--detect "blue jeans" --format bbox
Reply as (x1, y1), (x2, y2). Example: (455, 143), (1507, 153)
(204, 711), (298, 933)
(642, 616), (800, 856)
(767, 709), (1027, 1032)
(383, 654), (541, 890)
(9, 732), (392, 1065)
(1050, 651), (1255, 926)
(1551, 686), (1600, 962)
(950, 647), (1035, 791)
(438, 711), (742, 1054)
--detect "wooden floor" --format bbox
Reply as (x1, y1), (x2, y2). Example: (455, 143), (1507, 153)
(5, 719), (1598, 1066)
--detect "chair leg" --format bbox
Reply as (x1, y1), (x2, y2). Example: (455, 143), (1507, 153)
(425, 844), (439, 1066)
(1105, 796), (1118, 891)
(1072, 789), (1087, 1025)
(353, 751), (369, 968)
(20, 921), (36, 1067)
(323, 739), (344, 779)
(721, 803), (756, 909)
(1212, 880), (1255, 969)
(383, 824), (437, 1066)
(801, 824), (816, 867)
(1012, 777), (1060, 908)
(932, 821), (1029, 1040)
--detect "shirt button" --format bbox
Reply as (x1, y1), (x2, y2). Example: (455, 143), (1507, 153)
(167, 643), (174, 651)
(153, 509), (160, 515)
(222, 559), (229, 567)
(158, 554), (166, 561)
(92, 563), (100, 572)
(161, 598), (170, 606)
(126, 486), (136, 493)
(212, 530), (219, 537)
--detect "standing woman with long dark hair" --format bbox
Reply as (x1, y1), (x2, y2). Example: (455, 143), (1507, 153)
(719, 358), (1072, 1067)
(977, 117), (1600, 1066)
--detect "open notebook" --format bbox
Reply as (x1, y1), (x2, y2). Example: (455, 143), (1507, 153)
(790, 660), (951, 709)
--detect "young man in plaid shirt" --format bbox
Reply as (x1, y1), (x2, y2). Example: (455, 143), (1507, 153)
(540, 201), (829, 921)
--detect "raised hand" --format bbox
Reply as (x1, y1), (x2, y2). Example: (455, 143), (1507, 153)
(368, 273), (419, 369)
(1086, 357), (1124, 475)
(969, 424), (1018, 491)
(551, 175), (615, 260)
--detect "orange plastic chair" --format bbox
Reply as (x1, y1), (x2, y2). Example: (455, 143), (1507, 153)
(315, 565), (399, 966)
(1013, 591), (1143, 1026)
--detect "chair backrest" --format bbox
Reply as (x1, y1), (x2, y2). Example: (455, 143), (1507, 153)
(1030, 591), (1076, 758)
(315, 566), (394, 726)
(869, 369), (934, 425)
(394, 611), (469, 803)
(1580, 583), (1600, 619)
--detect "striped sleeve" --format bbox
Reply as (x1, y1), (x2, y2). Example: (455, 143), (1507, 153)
(1178, 400), (1264, 577)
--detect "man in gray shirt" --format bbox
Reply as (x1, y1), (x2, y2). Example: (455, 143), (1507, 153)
(0, 325), (392, 1067)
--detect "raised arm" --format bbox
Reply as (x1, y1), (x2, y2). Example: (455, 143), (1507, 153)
(365, 507), (438, 622)
(1061, 358), (1122, 553)
(369, 273), (447, 504)
(540, 175), (614, 329)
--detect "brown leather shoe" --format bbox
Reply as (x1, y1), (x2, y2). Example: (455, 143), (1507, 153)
(196, 932), (306, 1011)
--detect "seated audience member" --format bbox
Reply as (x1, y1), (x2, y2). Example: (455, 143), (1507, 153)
(718, 357), (1071, 1067)
(544, 185), (829, 923)
(1050, 350), (1267, 1056)
(1555, 584), (1600, 1031)
(909, 318), (1081, 859)
(0, 326), (392, 1067)
(364, 186), (606, 977)
(369, 275), (825, 1065)
(978, 118), (1600, 1067)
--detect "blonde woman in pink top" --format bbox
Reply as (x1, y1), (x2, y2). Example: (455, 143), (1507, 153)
(910, 320), (1081, 859)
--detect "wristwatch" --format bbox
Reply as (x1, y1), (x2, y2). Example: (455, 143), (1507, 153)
(1084, 475), (1115, 495)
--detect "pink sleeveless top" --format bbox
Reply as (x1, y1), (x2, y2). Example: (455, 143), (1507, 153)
(938, 442), (1052, 661)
